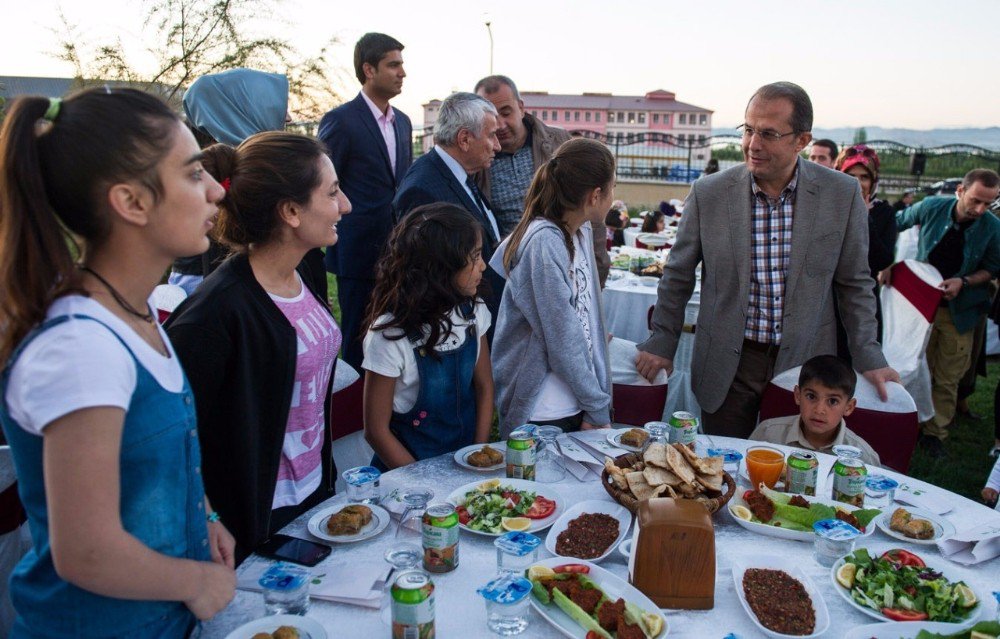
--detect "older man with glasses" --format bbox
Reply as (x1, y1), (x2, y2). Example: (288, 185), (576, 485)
(636, 81), (899, 438)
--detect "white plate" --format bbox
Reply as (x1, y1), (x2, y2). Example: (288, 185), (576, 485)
(875, 506), (956, 545)
(727, 492), (879, 542)
(638, 276), (659, 287)
(453, 441), (506, 472)
(843, 621), (975, 639)
(446, 478), (562, 537)
(606, 428), (647, 453)
(637, 233), (670, 247)
(307, 504), (390, 543)
(224, 614), (327, 639)
(528, 558), (668, 638)
(544, 499), (632, 563)
(830, 544), (982, 627)
(731, 555), (830, 638)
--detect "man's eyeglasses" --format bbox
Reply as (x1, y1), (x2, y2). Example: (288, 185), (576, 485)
(737, 124), (798, 143)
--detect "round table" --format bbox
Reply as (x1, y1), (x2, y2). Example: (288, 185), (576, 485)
(603, 272), (701, 419)
(198, 436), (1000, 638)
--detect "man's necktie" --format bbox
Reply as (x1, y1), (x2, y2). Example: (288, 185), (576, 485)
(466, 175), (488, 215)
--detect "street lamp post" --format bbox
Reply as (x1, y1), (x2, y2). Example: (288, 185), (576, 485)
(485, 20), (494, 74)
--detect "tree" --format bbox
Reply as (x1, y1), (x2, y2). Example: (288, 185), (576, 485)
(853, 127), (868, 144)
(54, 0), (346, 121)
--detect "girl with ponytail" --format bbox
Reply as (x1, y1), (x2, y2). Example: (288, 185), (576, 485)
(490, 137), (616, 437)
(165, 131), (350, 563)
(0, 88), (235, 637)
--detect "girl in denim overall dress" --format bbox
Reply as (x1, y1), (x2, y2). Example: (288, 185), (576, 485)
(0, 89), (236, 638)
(362, 203), (495, 470)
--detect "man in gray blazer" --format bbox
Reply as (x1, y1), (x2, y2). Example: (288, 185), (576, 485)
(636, 82), (899, 437)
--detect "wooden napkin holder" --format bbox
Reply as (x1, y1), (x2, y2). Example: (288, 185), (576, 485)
(628, 498), (715, 609)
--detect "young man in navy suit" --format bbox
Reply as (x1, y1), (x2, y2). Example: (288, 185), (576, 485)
(319, 33), (413, 369)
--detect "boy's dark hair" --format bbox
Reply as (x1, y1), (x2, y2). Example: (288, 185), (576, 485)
(604, 209), (624, 228)
(798, 355), (856, 396)
(354, 33), (404, 85)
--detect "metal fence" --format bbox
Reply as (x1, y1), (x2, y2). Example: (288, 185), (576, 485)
(411, 131), (1000, 190)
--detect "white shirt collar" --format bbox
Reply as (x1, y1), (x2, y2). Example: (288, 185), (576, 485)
(434, 146), (469, 184)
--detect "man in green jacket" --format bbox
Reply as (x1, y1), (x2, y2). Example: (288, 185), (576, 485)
(896, 169), (1000, 456)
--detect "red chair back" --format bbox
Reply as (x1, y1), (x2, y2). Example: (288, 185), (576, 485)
(329, 377), (364, 440)
(634, 239), (649, 250)
(612, 383), (669, 426)
(844, 410), (919, 473)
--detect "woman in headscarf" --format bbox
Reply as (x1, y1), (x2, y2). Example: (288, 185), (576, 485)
(835, 144), (898, 350)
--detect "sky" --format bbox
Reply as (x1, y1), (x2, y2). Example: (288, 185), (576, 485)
(3, 0), (998, 130)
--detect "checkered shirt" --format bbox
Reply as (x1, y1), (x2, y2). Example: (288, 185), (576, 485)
(744, 167), (798, 344)
(488, 143), (535, 237)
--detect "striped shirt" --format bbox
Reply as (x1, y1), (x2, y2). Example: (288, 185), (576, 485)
(745, 166), (798, 344)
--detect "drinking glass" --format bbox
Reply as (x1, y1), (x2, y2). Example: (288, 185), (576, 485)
(383, 487), (433, 572)
(864, 475), (899, 509)
(478, 575), (532, 636)
(259, 563), (310, 615)
(643, 421), (668, 445)
(706, 447), (743, 478)
(745, 445), (785, 489)
(342, 465), (381, 505)
(534, 425), (566, 483)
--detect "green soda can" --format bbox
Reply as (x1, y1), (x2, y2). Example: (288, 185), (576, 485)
(506, 429), (536, 480)
(668, 411), (698, 449)
(831, 445), (867, 507)
(422, 504), (459, 573)
(391, 570), (435, 639)
(786, 451), (819, 496)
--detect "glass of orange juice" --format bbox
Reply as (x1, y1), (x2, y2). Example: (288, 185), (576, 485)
(745, 446), (785, 489)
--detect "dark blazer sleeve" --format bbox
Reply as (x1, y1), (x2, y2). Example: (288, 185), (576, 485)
(867, 202), (898, 274)
(318, 108), (350, 175)
(393, 184), (438, 222)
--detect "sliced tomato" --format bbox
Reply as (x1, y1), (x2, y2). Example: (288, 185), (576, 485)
(501, 490), (522, 505)
(553, 563), (590, 574)
(881, 608), (928, 622)
(524, 496), (556, 519)
(456, 505), (471, 525)
(881, 549), (925, 568)
(586, 631), (601, 639)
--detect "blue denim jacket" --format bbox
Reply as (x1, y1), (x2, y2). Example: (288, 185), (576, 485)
(896, 196), (1000, 333)
(1, 315), (211, 638)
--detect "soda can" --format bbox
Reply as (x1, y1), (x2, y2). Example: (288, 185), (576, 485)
(391, 570), (435, 639)
(831, 445), (867, 507)
(786, 451), (819, 496)
(668, 411), (698, 449)
(422, 504), (459, 573)
(506, 428), (536, 481)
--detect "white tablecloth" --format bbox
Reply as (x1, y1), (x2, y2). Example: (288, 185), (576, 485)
(198, 435), (999, 638)
(603, 274), (701, 419)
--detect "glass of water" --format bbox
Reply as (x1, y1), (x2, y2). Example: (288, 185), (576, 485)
(864, 474), (899, 509)
(259, 563), (310, 615)
(478, 574), (532, 636)
(342, 465), (381, 505)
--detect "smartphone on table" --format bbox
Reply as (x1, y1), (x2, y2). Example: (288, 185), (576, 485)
(256, 534), (331, 567)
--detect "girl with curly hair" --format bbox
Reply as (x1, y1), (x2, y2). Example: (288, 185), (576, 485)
(362, 202), (494, 470)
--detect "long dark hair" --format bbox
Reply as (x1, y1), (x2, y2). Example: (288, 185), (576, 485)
(0, 88), (178, 362)
(641, 210), (664, 233)
(365, 203), (482, 358)
(202, 131), (327, 250)
(503, 137), (615, 270)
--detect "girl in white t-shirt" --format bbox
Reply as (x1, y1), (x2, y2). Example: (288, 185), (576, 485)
(362, 203), (494, 470)
(0, 89), (234, 637)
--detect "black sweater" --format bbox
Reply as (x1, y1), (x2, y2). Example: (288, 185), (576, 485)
(165, 253), (336, 564)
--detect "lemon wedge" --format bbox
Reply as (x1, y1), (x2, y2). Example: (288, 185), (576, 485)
(956, 584), (977, 607)
(527, 565), (555, 580)
(478, 479), (501, 492)
(501, 516), (531, 531)
(641, 612), (664, 637)
(836, 562), (857, 589)
(731, 505), (752, 521)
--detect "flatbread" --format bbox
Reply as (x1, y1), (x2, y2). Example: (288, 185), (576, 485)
(696, 472), (724, 493)
(643, 465), (683, 488)
(604, 458), (628, 490)
(643, 443), (671, 469)
(697, 456), (724, 476)
(675, 443), (715, 475)
(677, 481), (700, 498)
(664, 443), (697, 485)
(626, 471), (657, 501)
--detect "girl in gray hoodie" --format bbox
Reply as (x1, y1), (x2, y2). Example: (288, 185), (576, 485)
(490, 138), (615, 438)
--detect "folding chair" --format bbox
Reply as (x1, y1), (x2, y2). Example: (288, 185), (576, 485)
(612, 383), (669, 427)
(327, 363), (373, 492)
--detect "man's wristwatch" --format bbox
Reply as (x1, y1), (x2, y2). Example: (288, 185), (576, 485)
(961, 276), (971, 288)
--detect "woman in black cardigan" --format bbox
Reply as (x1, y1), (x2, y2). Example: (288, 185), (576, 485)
(167, 132), (351, 563)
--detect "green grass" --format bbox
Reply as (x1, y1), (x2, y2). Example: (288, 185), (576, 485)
(907, 357), (999, 503)
(325, 273), (340, 324)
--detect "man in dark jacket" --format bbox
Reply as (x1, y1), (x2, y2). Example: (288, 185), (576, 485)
(318, 33), (412, 368)
(474, 75), (610, 285)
